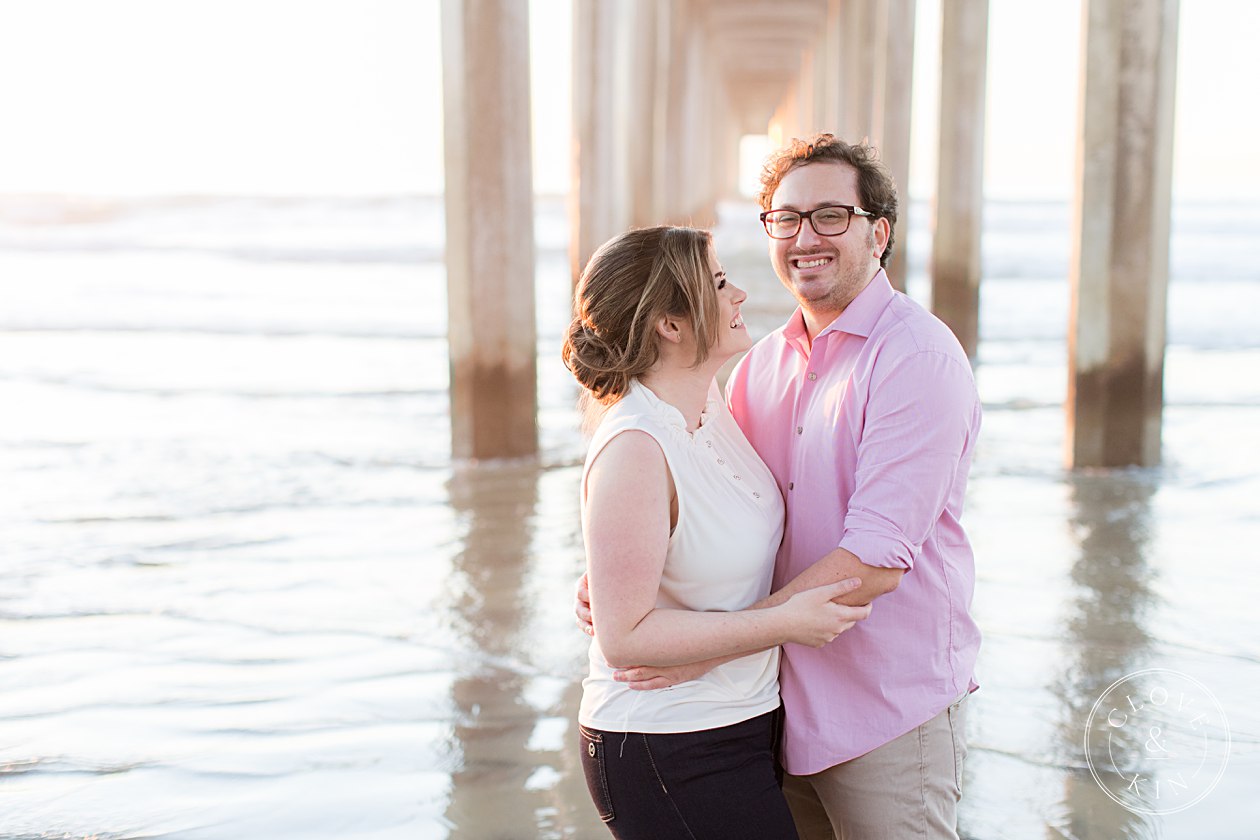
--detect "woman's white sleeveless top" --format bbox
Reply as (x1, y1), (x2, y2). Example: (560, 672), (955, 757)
(578, 379), (786, 733)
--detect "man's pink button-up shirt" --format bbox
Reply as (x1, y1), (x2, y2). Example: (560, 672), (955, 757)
(727, 270), (982, 774)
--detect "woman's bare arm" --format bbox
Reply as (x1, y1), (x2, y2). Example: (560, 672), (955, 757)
(584, 430), (868, 668)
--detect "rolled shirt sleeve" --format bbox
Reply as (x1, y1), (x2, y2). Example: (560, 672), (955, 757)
(839, 349), (980, 571)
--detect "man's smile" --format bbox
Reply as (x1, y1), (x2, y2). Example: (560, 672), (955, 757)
(791, 254), (834, 271)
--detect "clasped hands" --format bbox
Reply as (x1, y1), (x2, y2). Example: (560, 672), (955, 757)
(573, 573), (870, 690)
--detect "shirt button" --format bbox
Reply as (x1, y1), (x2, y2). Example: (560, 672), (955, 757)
(796, 426), (803, 435)
(788, 482), (794, 490)
(808, 372), (817, 381)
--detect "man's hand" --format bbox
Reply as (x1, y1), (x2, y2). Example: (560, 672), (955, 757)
(612, 660), (716, 690)
(575, 572), (594, 636)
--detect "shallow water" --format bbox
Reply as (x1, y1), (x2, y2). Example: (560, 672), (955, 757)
(1, 195), (1257, 838)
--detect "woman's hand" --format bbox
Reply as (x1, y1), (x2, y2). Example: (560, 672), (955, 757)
(774, 580), (873, 647)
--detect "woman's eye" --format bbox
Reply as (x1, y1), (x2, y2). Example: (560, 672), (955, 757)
(718, 279), (726, 290)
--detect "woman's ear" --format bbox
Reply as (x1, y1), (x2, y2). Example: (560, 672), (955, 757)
(655, 314), (683, 344)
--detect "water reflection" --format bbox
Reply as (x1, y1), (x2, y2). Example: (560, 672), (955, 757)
(442, 460), (546, 838)
(1054, 471), (1161, 839)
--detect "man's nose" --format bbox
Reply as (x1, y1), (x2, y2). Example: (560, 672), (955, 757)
(794, 218), (823, 247)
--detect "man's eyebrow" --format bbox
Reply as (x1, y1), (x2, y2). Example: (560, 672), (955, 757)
(771, 203), (841, 211)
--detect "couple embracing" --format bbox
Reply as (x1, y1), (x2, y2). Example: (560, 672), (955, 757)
(565, 134), (981, 840)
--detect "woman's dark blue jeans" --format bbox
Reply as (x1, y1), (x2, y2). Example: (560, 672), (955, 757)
(579, 709), (799, 840)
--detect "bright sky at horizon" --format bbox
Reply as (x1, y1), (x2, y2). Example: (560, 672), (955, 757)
(0, 0), (1256, 200)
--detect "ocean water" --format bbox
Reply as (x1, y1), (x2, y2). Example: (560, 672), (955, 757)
(0, 194), (1257, 838)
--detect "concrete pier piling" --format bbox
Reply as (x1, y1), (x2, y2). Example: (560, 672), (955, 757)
(441, 0), (538, 459)
(1067, 0), (1180, 468)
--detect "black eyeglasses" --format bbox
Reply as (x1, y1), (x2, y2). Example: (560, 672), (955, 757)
(759, 204), (876, 239)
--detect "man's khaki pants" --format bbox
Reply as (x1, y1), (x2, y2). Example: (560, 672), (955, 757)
(782, 693), (969, 840)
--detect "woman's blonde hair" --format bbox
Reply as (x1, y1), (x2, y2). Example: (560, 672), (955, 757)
(562, 226), (718, 407)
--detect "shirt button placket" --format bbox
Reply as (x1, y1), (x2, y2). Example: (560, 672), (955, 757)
(704, 438), (760, 500)
(790, 371), (816, 493)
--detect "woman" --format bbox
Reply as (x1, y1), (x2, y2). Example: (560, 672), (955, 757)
(562, 226), (870, 839)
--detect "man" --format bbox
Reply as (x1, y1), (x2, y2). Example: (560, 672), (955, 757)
(578, 134), (981, 839)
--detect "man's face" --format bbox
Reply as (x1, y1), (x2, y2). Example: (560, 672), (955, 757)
(766, 161), (886, 329)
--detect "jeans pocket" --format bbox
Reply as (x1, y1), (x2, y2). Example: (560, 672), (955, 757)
(947, 696), (969, 794)
(579, 724), (615, 823)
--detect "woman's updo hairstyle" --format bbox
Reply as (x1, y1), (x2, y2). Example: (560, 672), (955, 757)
(562, 226), (718, 405)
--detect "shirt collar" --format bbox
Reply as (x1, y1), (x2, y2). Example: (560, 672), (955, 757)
(783, 307), (809, 341)
(630, 379), (717, 434)
(816, 268), (894, 339)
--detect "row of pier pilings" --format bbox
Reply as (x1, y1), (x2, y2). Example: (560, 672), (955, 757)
(441, 0), (1180, 469)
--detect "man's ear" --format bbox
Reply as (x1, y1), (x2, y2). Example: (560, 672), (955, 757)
(655, 314), (683, 344)
(873, 217), (891, 259)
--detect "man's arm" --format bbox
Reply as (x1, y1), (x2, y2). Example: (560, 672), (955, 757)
(752, 546), (903, 610)
(767, 348), (979, 611)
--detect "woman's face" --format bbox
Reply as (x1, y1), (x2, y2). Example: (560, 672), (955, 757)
(708, 244), (752, 361)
